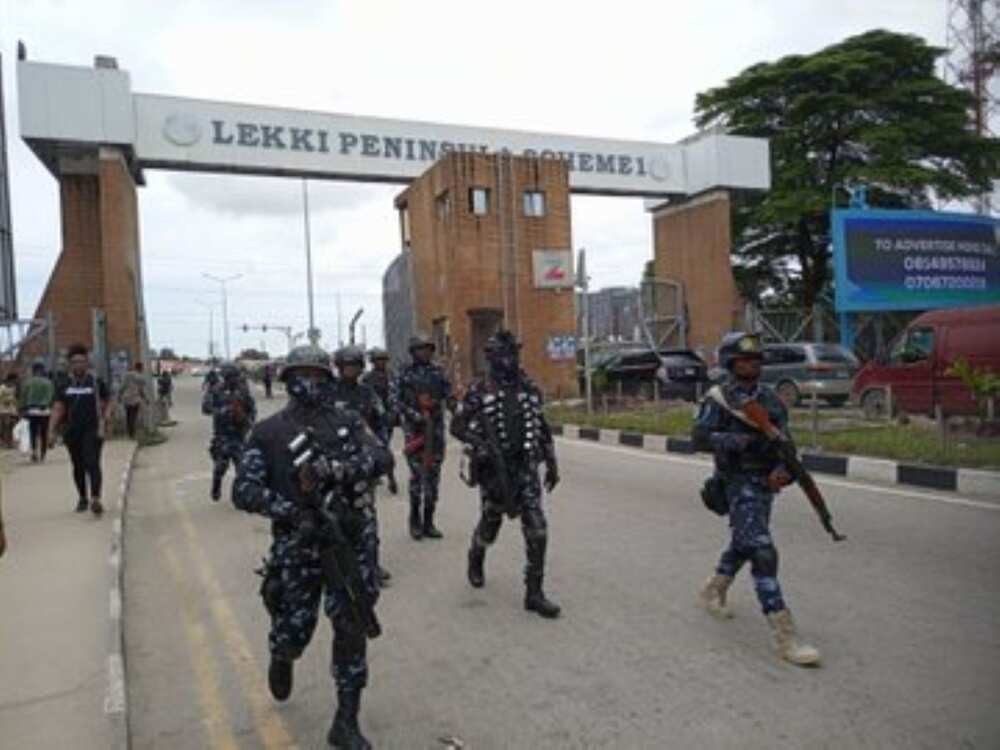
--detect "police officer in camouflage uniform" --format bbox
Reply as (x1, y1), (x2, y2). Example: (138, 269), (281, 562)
(202, 362), (256, 501)
(451, 331), (562, 618)
(692, 332), (820, 666)
(360, 347), (399, 495)
(391, 334), (455, 541)
(232, 345), (392, 748)
(328, 345), (392, 586)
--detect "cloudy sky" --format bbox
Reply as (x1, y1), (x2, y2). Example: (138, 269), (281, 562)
(1, 0), (947, 357)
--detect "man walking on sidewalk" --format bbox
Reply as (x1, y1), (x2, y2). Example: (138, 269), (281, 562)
(48, 344), (109, 515)
(120, 361), (148, 440)
(19, 361), (54, 462)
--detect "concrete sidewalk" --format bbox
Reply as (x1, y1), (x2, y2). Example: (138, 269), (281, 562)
(0, 438), (135, 749)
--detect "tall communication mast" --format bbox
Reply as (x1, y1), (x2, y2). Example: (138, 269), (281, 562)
(945, 0), (1000, 213)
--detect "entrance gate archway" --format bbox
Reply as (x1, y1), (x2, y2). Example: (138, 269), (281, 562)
(16, 54), (770, 378)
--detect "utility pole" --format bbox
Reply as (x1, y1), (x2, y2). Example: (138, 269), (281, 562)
(195, 299), (216, 360)
(203, 273), (242, 360)
(348, 307), (364, 345)
(302, 179), (320, 345)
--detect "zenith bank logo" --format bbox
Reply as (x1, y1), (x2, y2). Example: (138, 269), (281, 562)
(162, 113), (203, 147)
(542, 260), (569, 282)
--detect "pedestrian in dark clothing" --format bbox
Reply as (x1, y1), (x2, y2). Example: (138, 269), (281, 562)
(262, 363), (274, 399)
(49, 344), (109, 515)
(20, 361), (55, 462)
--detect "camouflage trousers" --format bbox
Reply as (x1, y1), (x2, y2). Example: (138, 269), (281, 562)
(406, 454), (443, 511)
(470, 463), (549, 586)
(262, 510), (379, 691)
(714, 475), (786, 615)
(209, 434), (246, 483)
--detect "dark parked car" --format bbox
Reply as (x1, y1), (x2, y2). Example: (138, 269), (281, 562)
(580, 348), (709, 401)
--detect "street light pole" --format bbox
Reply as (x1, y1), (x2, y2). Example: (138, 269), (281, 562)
(302, 179), (318, 346)
(203, 273), (242, 360)
(195, 299), (216, 359)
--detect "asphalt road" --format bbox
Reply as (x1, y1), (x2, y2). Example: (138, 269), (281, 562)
(124, 378), (1000, 749)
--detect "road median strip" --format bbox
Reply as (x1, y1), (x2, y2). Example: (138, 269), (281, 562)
(554, 422), (1000, 498)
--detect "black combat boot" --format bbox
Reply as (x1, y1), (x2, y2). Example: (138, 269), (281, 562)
(210, 471), (222, 501)
(524, 537), (560, 618)
(467, 546), (485, 588)
(409, 501), (423, 540)
(422, 504), (443, 539)
(268, 655), (293, 702)
(327, 689), (371, 749)
(386, 472), (398, 495)
(75, 497), (89, 513)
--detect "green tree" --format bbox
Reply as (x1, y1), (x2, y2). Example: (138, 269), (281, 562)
(695, 29), (999, 308)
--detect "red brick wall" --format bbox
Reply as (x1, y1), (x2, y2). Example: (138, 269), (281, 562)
(653, 191), (744, 356)
(24, 148), (144, 364)
(397, 153), (577, 397)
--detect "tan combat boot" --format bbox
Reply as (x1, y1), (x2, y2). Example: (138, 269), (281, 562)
(767, 609), (821, 666)
(697, 574), (734, 619)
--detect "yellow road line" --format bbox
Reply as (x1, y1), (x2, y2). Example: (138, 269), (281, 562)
(162, 545), (241, 750)
(171, 493), (299, 749)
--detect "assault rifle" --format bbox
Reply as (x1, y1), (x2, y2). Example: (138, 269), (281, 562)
(289, 429), (382, 639)
(707, 387), (846, 543)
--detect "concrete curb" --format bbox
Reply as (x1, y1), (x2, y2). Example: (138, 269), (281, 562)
(105, 443), (138, 750)
(554, 423), (1000, 497)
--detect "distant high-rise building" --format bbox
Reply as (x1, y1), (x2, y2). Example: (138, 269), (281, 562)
(382, 252), (416, 367)
(577, 286), (641, 342)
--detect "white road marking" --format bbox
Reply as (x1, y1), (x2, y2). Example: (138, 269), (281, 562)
(104, 653), (126, 715)
(110, 588), (122, 619)
(556, 436), (1000, 512)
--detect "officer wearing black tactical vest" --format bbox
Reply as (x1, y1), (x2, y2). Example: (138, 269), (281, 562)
(232, 345), (392, 748)
(451, 330), (562, 618)
(692, 332), (821, 667)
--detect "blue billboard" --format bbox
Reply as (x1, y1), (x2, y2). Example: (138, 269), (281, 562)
(832, 208), (1000, 312)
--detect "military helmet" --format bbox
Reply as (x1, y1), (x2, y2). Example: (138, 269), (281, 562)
(408, 333), (435, 353)
(367, 347), (389, 361)
(280, 344), (334, 381)
(485, 329), (521, 356)
(334, 345), (366, 366)
(220, 361), (241, 379)
(718, 331), (764, 371)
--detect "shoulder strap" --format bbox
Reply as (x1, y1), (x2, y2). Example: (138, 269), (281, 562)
(705, 385), (759, 432)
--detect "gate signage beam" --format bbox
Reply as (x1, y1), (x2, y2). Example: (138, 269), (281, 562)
(18, 58), (770, 198)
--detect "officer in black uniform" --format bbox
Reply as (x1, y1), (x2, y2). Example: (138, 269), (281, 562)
(360, 347), (398, 495)
(233, 345), (392, 748)
(692, 332), (820, 666)
(202, 362), (256, 501)
(391, 334), (455, 540)
(328, 345), (392, 586)
(451, 330), (562, 618)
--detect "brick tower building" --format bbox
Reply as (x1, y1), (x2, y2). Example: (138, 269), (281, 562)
(394, 153), (577, 396)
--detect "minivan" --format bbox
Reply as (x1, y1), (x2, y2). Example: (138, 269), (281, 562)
(851, 304), (1000, 418)
(760, 342), (859, 407)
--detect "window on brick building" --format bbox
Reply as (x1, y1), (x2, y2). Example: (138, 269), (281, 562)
(469, 187), (490, 215)
(435, 191), (451, 221)
(523, 190), (546, 217)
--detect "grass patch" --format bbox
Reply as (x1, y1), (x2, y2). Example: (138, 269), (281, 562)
(547, 404), (1000, 469)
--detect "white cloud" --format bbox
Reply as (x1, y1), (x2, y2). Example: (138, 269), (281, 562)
(2, 0), (949, 355)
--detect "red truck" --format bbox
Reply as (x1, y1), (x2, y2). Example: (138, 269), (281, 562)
(852, 304), (1000, 418)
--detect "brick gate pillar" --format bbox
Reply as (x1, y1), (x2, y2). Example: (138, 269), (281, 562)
(652, 190), (745, 358)
(29, 146), (144, 364)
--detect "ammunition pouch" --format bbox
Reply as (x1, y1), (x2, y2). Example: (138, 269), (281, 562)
(701, 475), (729, 516)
